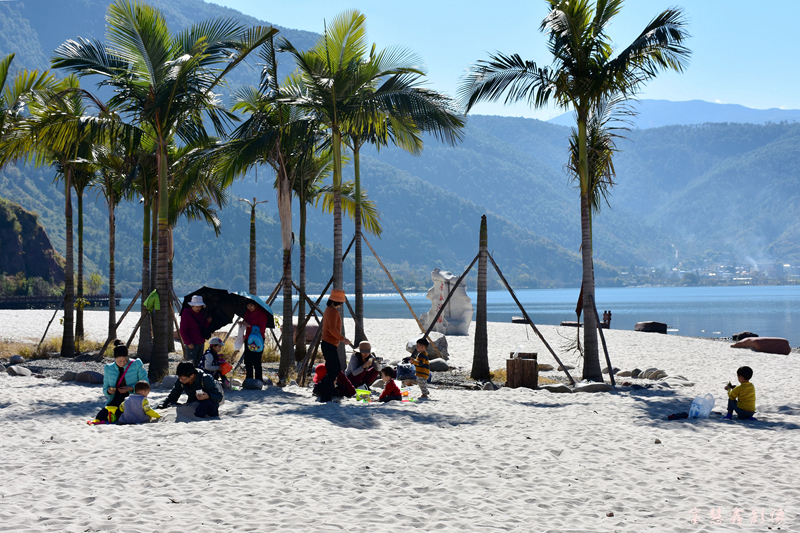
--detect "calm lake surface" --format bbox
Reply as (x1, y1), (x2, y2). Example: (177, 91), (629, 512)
(118, 285), (799, 346)
(281, 285), (800, 346)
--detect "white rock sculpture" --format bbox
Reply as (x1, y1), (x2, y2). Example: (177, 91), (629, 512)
(419, 268), (473, 336)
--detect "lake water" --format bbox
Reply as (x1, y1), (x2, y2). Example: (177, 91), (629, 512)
(118, 285), (800, 346)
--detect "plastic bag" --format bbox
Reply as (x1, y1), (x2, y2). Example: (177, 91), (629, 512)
(689, 393), (715, 418)
(234, 323), (245, 351)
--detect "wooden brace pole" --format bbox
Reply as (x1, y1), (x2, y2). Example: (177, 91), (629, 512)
(99, 289), (142, 357)
(37, 297), (65, 350)
(487, 253), (576, 386)
(590, 294), (615, 387)
(362, 234), (443, 359)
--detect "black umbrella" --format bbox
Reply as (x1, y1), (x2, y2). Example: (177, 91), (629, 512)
(181, 287), (251, 335)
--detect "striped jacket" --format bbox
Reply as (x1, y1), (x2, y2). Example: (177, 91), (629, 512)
(411, 351), (430, 380)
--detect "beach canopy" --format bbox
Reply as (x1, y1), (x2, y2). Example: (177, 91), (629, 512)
(181, 287), (274, 331)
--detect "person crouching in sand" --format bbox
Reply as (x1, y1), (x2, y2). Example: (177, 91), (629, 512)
(157, 362), (223, 418)
(723, 366), (756, 420)
(379, 367), (402, 403)
(117, 381), (161, 424)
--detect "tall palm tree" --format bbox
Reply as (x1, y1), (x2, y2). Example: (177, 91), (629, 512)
(238, 196), (268, 295)
(71, 160), (96, 341)
(92, 141), (136, 345)
(17, 75), (108, 357)
(283, 10), (465, 349)
(52, 0), (277, 379)
(214, 37), (316, 381)
(459, 0), (690, 381)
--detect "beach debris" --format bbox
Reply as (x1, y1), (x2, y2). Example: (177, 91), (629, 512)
(573, 383), (613, 393)
(557, 364), (575, 371)
(635, 321), (668, 334)
(429, 358), (451, 372)
(242, 378), (263, 390)
(58, 371), (76, 381)
(732, 331), (758, 341)
(406, 332), (449, 360)
(654, 438), (662, 444)
(75, 371), (103, 384)
(9, 355), (24, 364)
(419, 268), (473, 336)
(606, 512), (615, 517)
(730, 337), (791, 355)
(537, 363), (554, 371)
(541, 384), (572, 393)
(630, 368), (642, 378)
(7, 365), (32, 377)
(602, 366), (620, 375)
(161, 375), (178, 389)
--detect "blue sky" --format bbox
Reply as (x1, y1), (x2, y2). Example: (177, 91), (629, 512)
(210, 0), (800, 120)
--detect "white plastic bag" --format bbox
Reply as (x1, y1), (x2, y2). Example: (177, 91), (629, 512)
(234, 322), (245, 351)
(689, 393), (715, 418)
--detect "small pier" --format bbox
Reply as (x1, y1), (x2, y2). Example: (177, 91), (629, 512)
(0, 293), (122, 310)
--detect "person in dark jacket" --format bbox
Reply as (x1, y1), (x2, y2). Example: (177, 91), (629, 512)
(157, 362), (223, 418)
(180, 295), (212, 365)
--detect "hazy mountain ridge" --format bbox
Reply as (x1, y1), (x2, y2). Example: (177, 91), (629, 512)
(549, 99), (800, 129)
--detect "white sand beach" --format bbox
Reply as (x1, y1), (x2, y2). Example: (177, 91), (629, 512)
(0, 310), (797, 532)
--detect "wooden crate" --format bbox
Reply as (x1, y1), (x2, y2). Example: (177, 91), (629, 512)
(507, 352), (538, 389)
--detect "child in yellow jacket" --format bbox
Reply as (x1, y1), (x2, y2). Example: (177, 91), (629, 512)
(723, 366), (756, 420)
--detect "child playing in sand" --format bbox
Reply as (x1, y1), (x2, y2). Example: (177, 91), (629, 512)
(723, 366), (756, 420)
(404, 337), (430, 399)
(117, 381), (161, 424)
(199, 337), (230, 389)
(379, 366), (402, 403)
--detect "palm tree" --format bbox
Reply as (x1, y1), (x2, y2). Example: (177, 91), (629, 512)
(0, 53), (55, 169)
(459, 0), (690, 381)
(71, 160), (96, 341)
(238, 196), (269, 294)
(17, 75), (109, 358)
(284, 10), (465, 350)
(52, 0), (277, 380)
(214, 37), (316, 381)
(92, 142), (136, 345)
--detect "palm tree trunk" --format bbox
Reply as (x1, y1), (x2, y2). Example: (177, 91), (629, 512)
(167, 226), (175, 353)
(277, 165), (294, 381)
(295, 201), (307, 363)
(249, 201), (257, 294)
(353, 147), (365, 346)
(107, 190), (116, 345)
(471, 215), (489, 380)
(75, 188), (84, 342)
(61, 169), (75, 358)
(150, 142), (170, 381)
(578, 114), (601, 382)
(332, 129), (346, 366)
(138, 199), (152, 361)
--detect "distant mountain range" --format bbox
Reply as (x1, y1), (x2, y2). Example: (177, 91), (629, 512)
(1, 0), (798, 296)
(549, 99), (800, 129)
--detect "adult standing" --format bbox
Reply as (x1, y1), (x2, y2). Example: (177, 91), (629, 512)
(242, 299), (269, 382)
(180, 295), (211, 365)
(318, 289), (351, 402)
(94, 340), (148, 422)
(346, 341), (380, 389)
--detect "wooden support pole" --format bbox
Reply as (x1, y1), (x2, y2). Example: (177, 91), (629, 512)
(266, 277), (284, 305)
(127, 309), (148, 349)
(170, 292), (189, 358)
(343, 296), (367, 343)
(99, 289), (142, 357)
(37, 297), (65, 350)
(362, 234), (443, 359)
(487, 253), (576, 386)
(297, 324), (324, 387)
(591, 294), (615, 387)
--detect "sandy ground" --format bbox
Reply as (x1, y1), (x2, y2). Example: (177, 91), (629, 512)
(1, 311), (798, 532)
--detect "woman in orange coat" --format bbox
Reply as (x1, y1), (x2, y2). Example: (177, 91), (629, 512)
(318, 289), (351, 401)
